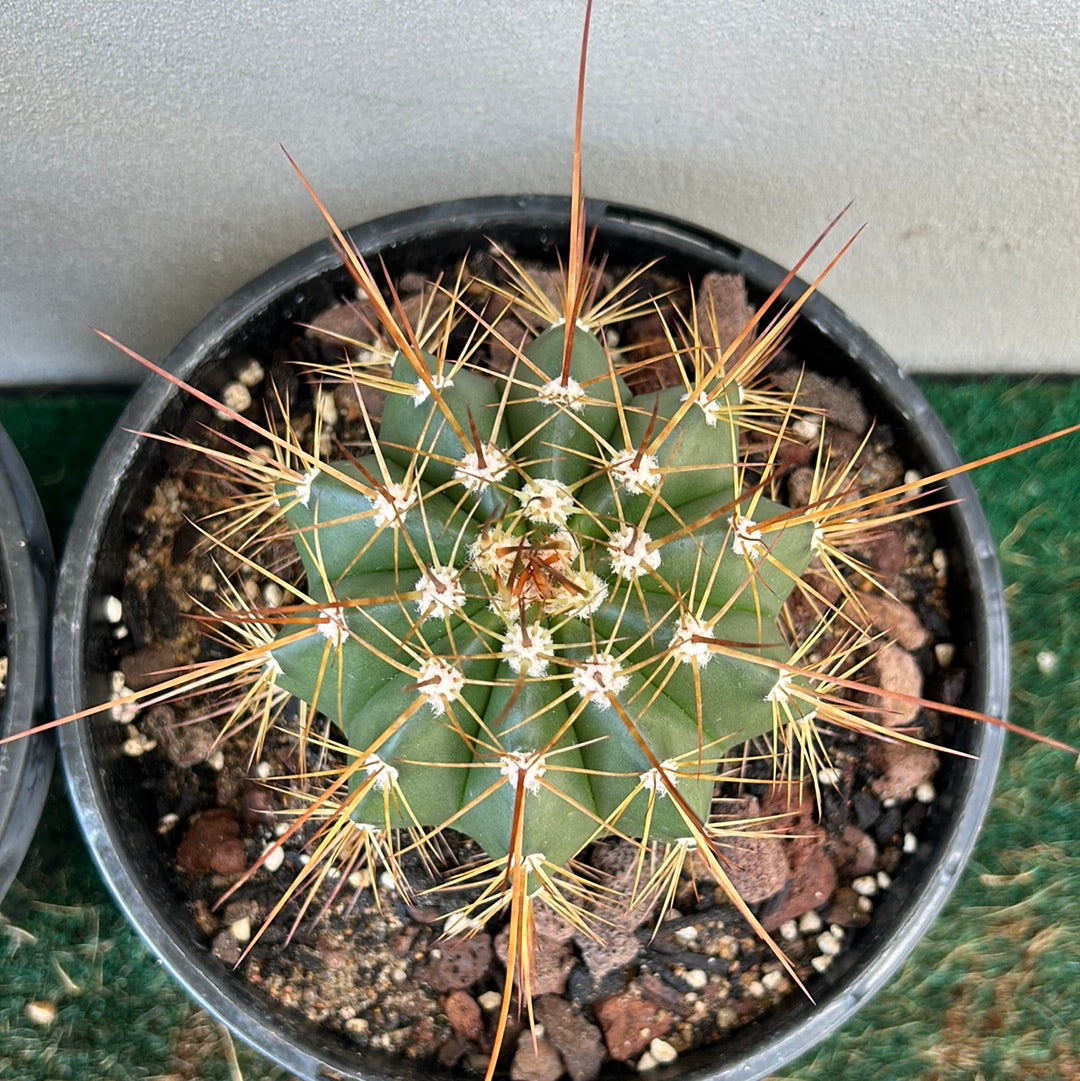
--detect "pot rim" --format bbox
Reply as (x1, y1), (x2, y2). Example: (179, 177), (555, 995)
(54, 195), (1008, 1081)
(0, 421), (55, 903)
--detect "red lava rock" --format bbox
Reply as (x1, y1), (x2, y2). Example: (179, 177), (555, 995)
(142, 705), (217, 767)
(865, 530), (907, 583)
(210, 929), (241, 965)
(304, 298), (376, 345)
(872, 643), (923, 726)
(176, 808), (246, 876)
(495, 929), (575, 997)
(574, 924), (641, 983)
(759, 784), (836, 931)
(850, 592), (930, 651)
(120, 645), (179, 690)
(722, 832), (791, 904)
(534, 996), (606, 1081)
(771, 370), (870, 434)
(869, 740), (939, 802)
(416, 934), (493, 991)
(593, 989), (673, 1062)
(442, 990), (483, 1042)
(696, 272), (756, 360)
(511, 1034), (564, 1081)
(827, 824), (878, 878)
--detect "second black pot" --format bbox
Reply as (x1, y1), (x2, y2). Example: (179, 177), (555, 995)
(0, 422), (55, 904)
(54, 197), (1008, 1081)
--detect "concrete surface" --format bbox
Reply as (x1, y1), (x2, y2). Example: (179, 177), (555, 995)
(2, 0), (1077, 386)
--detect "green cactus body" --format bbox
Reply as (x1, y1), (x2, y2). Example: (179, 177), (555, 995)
(269, 319), (817, 877)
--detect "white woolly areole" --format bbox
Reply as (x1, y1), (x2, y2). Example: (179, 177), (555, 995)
(501, 621), (555, 675)
(263, 651), (283, 677)
(370, 481), (417, 529)
(730, 512), (766, 561)
(415, 657), (465, 715)
(294, 466), (319, 507)
(610, 450), (661, 494)
(454, 444), (510, 493)
(810, 525), (827, 554)
(766, 671), (797, 704)
(640, 757), (682, 796)
(681, 389), (724, 427)
(499, 750), (547, 795)
(361, 753), (399, 791)
(517, 477), (576, 526)
(316, 606), (349, 647)
(670, 613), (715, 667)
(411, 372), (454, 406)
(572, 652), (629, 707)
(469, 525), (517, 580)
(538, 376), (585, 411)
(415, 564), (466, 621)
(557, 570), (608, 619)
(607, 524), (661, 579)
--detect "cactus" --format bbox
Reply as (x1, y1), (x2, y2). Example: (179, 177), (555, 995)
(8, 3), (1075, 1078)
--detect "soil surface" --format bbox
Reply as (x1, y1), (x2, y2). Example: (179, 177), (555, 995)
(100, 260), (965, 1080)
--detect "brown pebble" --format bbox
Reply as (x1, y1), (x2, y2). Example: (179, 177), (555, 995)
(119, 645), (179, 691)
(849, 592), (930, 651)
(495, 930), (575, 997)
(175, 808), (246, 876)
(211, 929), (241, 965)
(442, 990), (483, 1042)
(511, 1034), (564, 1081)
(415, 934), (493, 991)
(593, 989), (673, 1062)
(872, 643), (923, 726)
(869, 740), (939, 802)
(534, 996), (606, 1081)
(826, 887), (872, 929)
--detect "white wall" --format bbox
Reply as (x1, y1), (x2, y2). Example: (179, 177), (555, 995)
(3, 0), (1077, 386)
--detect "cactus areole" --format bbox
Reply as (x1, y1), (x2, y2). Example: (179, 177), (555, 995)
(269, 319), (818, 882)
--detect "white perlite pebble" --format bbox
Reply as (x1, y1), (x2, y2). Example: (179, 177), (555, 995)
(857, 896), (873, 914)
(817, 766), (841, 786)
(877, 871), (892, 890)
(798, 910), (823, 934)
(816, 931), (842, 956)
(478, 991), (503, 1012)
(637, 1052), (657, 1073)
(684, 969), (708, 990)
(852, 875), (878, 897)
(903, 831), (919, 854)
(255, 760), (272, 779)
(761, 969), (787, 992)
(674, 925), (699, 944)
(261, 844), (285, 873)
(649, 1039), (678, 1065)
(91, 594), (123, 623)
(915, 781), (936, 804)
(935, 642), (956, 668)
(207, 749), (225, 772)
(230, 917), (252, 943)
(810, 955), (833, 974)
(779, 919), (799, 942)
(217, 381), (252, 416)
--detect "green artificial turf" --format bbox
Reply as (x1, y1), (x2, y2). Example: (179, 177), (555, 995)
(1, 379), (1077, 1081)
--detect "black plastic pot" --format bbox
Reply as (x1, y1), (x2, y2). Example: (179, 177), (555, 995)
(0, 422), (55, 903)
(54, 197), (1008, 1081)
